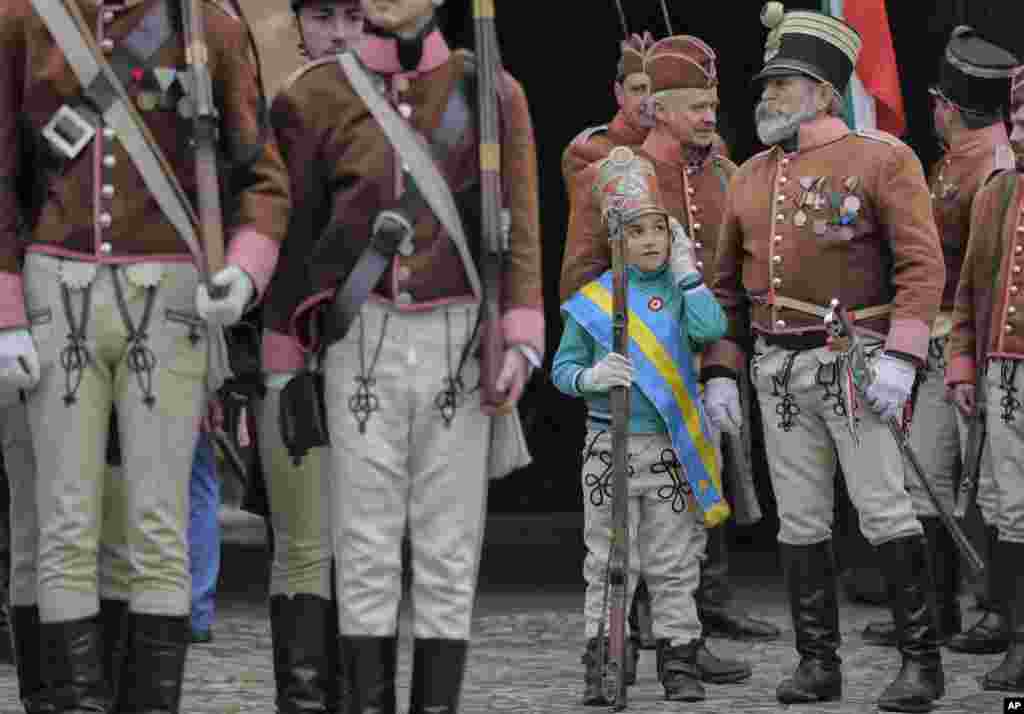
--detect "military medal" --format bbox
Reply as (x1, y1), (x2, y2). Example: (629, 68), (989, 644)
(648, 296), (664, 312)
(842, 195), (861, 214)
(794, 210), (807, 227)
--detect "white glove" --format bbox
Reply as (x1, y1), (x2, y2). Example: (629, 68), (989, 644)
(579, 352), (633, 393)
(196, 265), (255, 328)
(0, 328), (40, 394)
(865, 352), (917, 421)
(668, 217), (700, 287)
(704, 377), (742, 435)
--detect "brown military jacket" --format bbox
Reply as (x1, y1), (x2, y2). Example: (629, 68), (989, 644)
(947, 171), (1024, 385)
(265, 29), (544, 364)
(0, 0), (290, 327)
(559, 137), (735, 305)
(561, 112), (648, 199)
(704, 117), (945, 373)
(929, 123), (1015, 313)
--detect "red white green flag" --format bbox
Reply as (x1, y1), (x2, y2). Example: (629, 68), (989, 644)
(824, 0), (907, 136)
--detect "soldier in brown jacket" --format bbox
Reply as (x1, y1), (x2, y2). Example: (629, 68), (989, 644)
(0, 1), (290, 711)
(267, 0), (543, 710)
(704, 6), (946, 711)
(863, 27), (1019, 652)
(946, 67), (1024, 692)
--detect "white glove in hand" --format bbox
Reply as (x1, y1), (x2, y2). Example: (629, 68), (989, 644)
(704, 377), (742, 435)
(0, 328), (40, 393)
(668, 217), (700, 287)
(196, 265), (255, 328)
(865, 353), (917, 421)
(579, 352), (633, 393)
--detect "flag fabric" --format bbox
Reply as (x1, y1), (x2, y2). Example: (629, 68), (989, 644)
(825, 0), (907, 136)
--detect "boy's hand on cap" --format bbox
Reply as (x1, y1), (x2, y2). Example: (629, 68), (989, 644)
(669, 217), (700, 286)
(580, 352), (634, 393)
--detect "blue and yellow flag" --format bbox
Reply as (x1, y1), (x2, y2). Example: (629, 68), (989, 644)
(563, 272), (730, 527)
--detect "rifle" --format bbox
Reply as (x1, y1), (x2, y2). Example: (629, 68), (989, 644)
(954, 371), (986, 520)
(473, 0), (509, 409)
(594, 210), (630, 710)
(824, 299), (986, 578)
(181, 0), (227, 297)
(722, 361), (763, 525)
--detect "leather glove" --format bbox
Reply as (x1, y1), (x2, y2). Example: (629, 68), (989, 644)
(865, 352), (917, 421)
(704, 377), (742, 435)
(196, 265), (255, 328)
(578, 352), (633, 393)
(0, 328), (40, 395)
(949, 382), (977, 418)
(668, 217), (700, 287)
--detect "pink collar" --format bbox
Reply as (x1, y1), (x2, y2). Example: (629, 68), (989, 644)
(357, 28), (451, 76)
(946, 122), (1011, 159)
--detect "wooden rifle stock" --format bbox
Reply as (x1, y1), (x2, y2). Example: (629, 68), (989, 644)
(181, 0), (226, 295)
(472, 0), (508, 408)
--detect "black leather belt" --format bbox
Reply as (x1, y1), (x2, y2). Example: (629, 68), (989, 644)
(759, 331), (829, 351)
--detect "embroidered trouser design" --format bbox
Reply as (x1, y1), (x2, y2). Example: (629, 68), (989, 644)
(259, 383), (332, 598)
(581, 430), (705, 646)
(986, 359), (1024, 543)
(752, 338), (923, 547)
(24, 255), (207, 622)
(325, 301), (487, 640)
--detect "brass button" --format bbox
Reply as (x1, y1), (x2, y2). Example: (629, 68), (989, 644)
(693, 223), (702, 231)
(398, 103), (412, 119)
(103, 10), (115, 22)
(773, 277), (782, 287)
(103, 154), (116, 169)
(1015, 265), (1022, 275)
(694, 242), (703, 250)
(777, 213), (785, 221)
(101, 184), (115, 199)
(1006, 324), (1015, 334)
(774, 235), (783, 243)
(102, 127), (116, 141)
(777, 195), (786, 203)
(397, 265), (411, 282)
(687, 187), (695, 195)
(779, 176), (788, 184)
(98, 212), (112, 229)
(773, 255), (782, 263)
(691, 205), (700, 213)
(100, 242), (112, 254)
(1016, 245), (1023, 255)
(101, 39), (114, 53)
(1012, 285), (1020, 295)
(1011, 306), (1018, 315)
(696, 260), (704, 270)
(775, 319), (787, 329)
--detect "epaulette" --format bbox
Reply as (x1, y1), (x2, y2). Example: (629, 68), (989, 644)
(571, 125), (610, 147)
(855, 128), (905, 148)
(278, 56), (340, 96)
(994, 144), (1016, 172)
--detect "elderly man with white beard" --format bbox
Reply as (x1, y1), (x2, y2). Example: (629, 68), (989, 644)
(702, 4), (946, 712)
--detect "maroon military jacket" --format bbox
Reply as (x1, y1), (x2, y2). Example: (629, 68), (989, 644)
(947, 171), (1024, 385)
(263, 29), (543, 371)
(0, 0), (290, 327)
(705, 117), (945, 373)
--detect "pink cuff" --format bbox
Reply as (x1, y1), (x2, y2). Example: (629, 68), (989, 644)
(945, 353), (977, 387)
(227, 227), (280, 300)
(885, 318), (931, 363)
(502, 307), (545, 361)
(703, 338), (746, 374)
(261, 329), (306, 372)
(0, 272), (27, 329)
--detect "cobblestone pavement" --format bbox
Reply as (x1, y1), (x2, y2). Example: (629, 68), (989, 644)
(1, 516), (1020, 713)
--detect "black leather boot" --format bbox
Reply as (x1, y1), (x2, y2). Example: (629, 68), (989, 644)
(657, 639), (705, 702)
(628, 579), (656, 649)
(863, 517), (962, 647)
(115, 613), (189, 713)
(408, 638), (468, 714)
(41, 616), (112, 713)
(982, 539), (1024, 691)
(11, 606), (57, 714)
(340, 635), (397, 714)
(949, 525), (1008, 654)
(876, 535), (945, 712)
(776, 541), (843, 704)
(698, 525), (781, 641)
(98, 600), (128, 697)
(269, 595), (334, 713)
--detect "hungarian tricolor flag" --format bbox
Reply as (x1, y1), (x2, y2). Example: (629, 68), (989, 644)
(824, 0), (906, 136)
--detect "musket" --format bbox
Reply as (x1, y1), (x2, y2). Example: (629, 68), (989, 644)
(473, 0), (508, 409)
(954, 369), (986, 520)
(658, 0), (674, 35)
(613, 0), (629, 37)
(181, 0), (227, 297)
(595, 209), (630, 710)
(824, 299), (986, 577)
(722, 362), (763, 525)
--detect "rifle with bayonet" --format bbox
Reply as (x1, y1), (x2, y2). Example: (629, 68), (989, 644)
(181, 0), (227, 297)
(954, 366), (986, 520)
(824, 299), (986, 577)
(594, 208), (631, 710)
